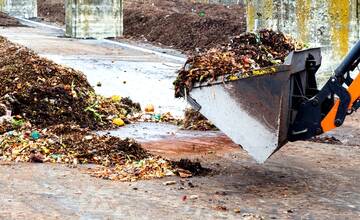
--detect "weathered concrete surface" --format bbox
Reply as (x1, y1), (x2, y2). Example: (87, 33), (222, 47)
(246, 0), (359, 65)
(65, 0), (123, 39)
(0, 0), (37, 18)
(0, 118), (360, 219)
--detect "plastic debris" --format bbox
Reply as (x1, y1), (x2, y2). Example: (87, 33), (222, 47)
(234, 208), (241, 214)
(30, 130), (41, 140)
(152, 113), (161, 121)
(189, 195), (199, 200)
(163, 181), (177, 186)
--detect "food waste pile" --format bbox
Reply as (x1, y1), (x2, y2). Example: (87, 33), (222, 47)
(0, 36), (140, 130)
(174, 29), (303, 97)
(182, 108), (217, 131)
(0, 36), (207, 181)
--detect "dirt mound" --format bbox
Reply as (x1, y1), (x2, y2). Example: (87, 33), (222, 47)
(36, 0), (245, 53)
(0, 36), (140, 130)
(37, 0), (65, 25)
(122, 0), (245, 53)
(174, 29), (303, 97)
(0, 12), (24, 27)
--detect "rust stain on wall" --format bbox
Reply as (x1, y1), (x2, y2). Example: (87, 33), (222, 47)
(296, 0), (311, 43)
(329, 0), (350, 58)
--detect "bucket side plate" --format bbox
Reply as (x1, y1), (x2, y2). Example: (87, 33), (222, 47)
(189, 71), (291, 163)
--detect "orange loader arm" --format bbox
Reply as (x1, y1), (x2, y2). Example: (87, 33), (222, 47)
(322, 73), (360, 132)
(289, 41), (360, 141)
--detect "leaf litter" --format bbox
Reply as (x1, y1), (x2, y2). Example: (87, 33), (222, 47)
(174, 29), (303, 98)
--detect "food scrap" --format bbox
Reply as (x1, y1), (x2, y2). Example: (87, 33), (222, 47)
(174, 29), (303, 97)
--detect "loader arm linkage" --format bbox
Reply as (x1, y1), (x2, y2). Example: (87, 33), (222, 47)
(289, 41), (360, 141)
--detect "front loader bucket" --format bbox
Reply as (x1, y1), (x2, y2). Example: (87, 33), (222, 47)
(186, 48), (322, 163)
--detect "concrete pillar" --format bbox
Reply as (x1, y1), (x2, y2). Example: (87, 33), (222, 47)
(246, 0), (256, 32)
(190, 0), (244, 4)
(65, 0), (123, 39)
(0, 0), (37, 18)
(246, 0), (359, 65)
(246, 0), (277, 32)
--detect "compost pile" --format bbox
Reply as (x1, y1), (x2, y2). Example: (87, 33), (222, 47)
(0, 12), (23, 27)
(0, 36), (140, 130)
(0, 123), (149, 164)
(174, 29), (303, 97)
(37, 0), (246, 53)
(37, 0), (65, 25)
(123, 0), (246, 52)
(181, 108), (217, 131)
(0, 123), (180, 181)
(0, 122), (207, 181)
(0, 36), (207, 181)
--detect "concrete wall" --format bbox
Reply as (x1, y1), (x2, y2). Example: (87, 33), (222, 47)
(0, 0), (37, 18)
(245, 0), (359, 62)
(65, 0), (123, 39)
(190, 0), (244, 4)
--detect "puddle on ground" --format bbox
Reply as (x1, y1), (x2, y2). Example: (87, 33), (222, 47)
(97, 122), (221, 142)
(44, 55), (187, 117)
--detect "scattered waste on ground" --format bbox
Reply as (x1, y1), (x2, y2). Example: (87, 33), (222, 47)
(88, 156), (176, 181)
(0, 123), (149, 165)
(189, 194), (199, 200)
(172, 158), (211, 176)
(132, 111), (181, 124)
(234, 208), (241, 214)
(214, 205), (228, 211)
(310, 136), (343, 145)
(242, 213), (265, 220)
(163, 180), (177, 186)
